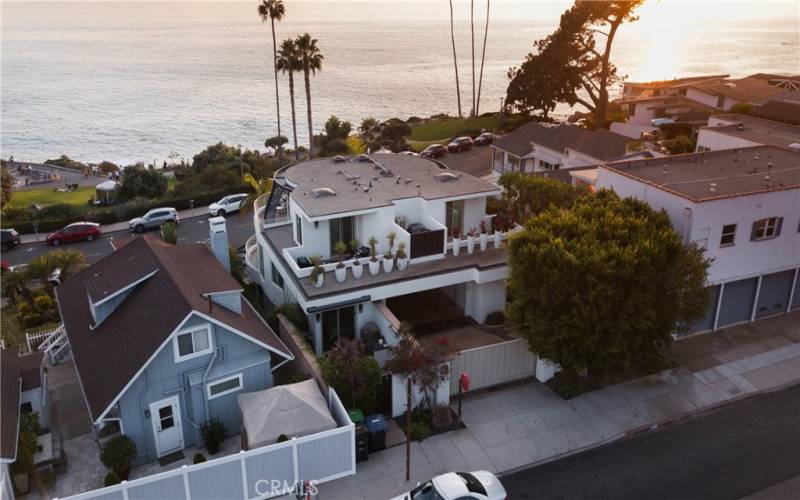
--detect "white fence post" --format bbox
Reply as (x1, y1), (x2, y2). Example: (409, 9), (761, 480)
(239, 451), (248, 500)
(181, 465), (191, 498)
(292, 437), (299, 488)
(120, 480), (129, 500)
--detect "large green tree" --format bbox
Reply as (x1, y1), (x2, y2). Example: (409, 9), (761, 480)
(507, 190), (710, 377)
(117, 168), (168, 201)
(315, 115), (352, 156)
(505, 1), (643, 128)
(296, 33), (324, 154)
(258, 0), (286, 158)
(494, 172), (586, 224)
(276, 38), (303, 160)
(1, 164), (13, 208)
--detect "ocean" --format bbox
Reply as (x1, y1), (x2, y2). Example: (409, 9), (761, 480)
(1, 1), (798, 165)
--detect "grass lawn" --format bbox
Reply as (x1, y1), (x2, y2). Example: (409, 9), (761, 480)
(7, 186), (96, 209)
(409, 116), (501, 142)
(408, 139), (446, 152)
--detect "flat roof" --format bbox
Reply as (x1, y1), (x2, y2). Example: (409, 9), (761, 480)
(601, 145), (800, 202)
(704, 114), (800, 148)
(283, 154), (499, 218)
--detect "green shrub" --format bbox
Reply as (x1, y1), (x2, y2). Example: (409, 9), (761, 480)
(485, 311), (506, 326)
(408, 421), (431, 441)
(270, 303), (308, 333)
(104, 471), (121, 487)
(201, 420), (226, 455)
(100, 435), (137, 477)
(545, 371), (598, 400)
(276, 434), (289, 443)
(320, 352), (382, 415)
(193, 453), (206, 464)
(430, 405), (453, 431)
(160, 221), (177, 245)
(35, 203), (82, 220)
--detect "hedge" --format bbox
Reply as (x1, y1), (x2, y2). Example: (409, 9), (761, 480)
(2, 185), (249, 234)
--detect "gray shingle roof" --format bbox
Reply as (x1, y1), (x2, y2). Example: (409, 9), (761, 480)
(493, 122), (631, 160)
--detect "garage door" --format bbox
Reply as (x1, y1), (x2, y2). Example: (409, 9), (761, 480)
(717, 278), (758, 328)
(755, 270), (795, 318)
(688, 285), (721, 334)
(791, 270), (800, 311)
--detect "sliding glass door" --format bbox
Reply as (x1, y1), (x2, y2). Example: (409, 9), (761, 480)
(322, 306), (356, 351)
(329, 216), (354, 256)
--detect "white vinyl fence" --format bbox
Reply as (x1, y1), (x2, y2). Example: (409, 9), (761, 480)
(62, 388), (355, 500)
(449, 338), (537, 395)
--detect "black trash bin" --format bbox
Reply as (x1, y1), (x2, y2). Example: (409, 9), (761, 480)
(364, 414), (387, 452)
(355, 423), (369, 462)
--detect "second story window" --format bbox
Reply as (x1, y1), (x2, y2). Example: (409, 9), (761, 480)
(720, 224), (736, 247)
(445, 200), (464, 236)
(295, 215), (303, 245)
(329, 216), (354, 255)
(751, 217), (782, 241)
(174, 325), (212, 362)
(271, 262), (284, 289)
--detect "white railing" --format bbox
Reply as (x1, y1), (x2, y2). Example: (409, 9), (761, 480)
(26, 324), (64, 353)
(449, 338), (536, 395)
(63, 388), (355, 500)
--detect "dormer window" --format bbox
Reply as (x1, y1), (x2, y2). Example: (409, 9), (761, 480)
(174, 325), (213, 362)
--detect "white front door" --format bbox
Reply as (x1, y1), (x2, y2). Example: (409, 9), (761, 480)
(150, 396), (184, 457)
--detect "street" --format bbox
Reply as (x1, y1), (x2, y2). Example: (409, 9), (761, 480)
(2, 213), (256, 267)
(502, 383), (800, 500)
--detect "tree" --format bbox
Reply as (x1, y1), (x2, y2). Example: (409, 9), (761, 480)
(316, 115), (353, 156)
(1, 164), (12, 208)
(276, 38), (303, 160)
(379, 122), (412, 152)
(296, 33), (324, 154)
(470, 0), (476, 116)
(117, 167), (168, 201)
(475, 0), (490, 116)
(239, 173), (273, 220)
(505, 1), (643, 128)
(495, 172), (586, 224)
(258, 0), (286, 158)
(97, 161), (119, 174)
(507, 190), (711, 379)
(448, 0), (463, 118)
(320, 339), (382, 413)
(664, 134), (695, 155)
(264, 135), (288, 154)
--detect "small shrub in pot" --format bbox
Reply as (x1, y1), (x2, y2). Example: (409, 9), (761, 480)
(201, 420), (227, 455)
(100, 435), (137, 479)
(193, 453), (207, 464)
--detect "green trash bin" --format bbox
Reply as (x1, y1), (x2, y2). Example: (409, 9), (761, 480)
(348, 409), (365, 424)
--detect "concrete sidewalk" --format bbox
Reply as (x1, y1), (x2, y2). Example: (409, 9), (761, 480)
(319, 313), (800, 499)
(19, 206), (214, 244)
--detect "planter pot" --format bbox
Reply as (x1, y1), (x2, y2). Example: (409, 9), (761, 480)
(13, 472), (30, 495)
(452, 239), (461, 256)
(493, 230), (502, 248)
(369, 259), (380, 275)
(479, 233), (488, 252)
(335, 266), (347, 283)
(466, 236), (475, 254)
(382, 258), (394, 273)
(313, 273), (324, 288)
(352, 264), (364, 279)
(397, 257), (408, 271)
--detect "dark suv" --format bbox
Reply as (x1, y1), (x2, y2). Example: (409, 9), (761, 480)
(420, 144), (448, 159)
(447, 136), (474, 153)
(1, 229), (20, 251)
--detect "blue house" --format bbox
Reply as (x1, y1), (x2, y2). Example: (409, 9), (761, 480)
(56, 226), (292, 465)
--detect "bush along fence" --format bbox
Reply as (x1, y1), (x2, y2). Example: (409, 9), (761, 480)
(2, 185), (249, 234)
(61, 388), (355, 500)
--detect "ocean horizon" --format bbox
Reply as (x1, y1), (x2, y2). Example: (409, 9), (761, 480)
(2, 0), (798, 165)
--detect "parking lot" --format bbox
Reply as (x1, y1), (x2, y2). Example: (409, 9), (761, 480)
(438, 146), (493, 178)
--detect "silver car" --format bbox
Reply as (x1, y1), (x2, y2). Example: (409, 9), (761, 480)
(129, 208), (179, 233)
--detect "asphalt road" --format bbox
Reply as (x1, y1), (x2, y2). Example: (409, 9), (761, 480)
(502, 383), (800, 500)
(3, 213), (256, 267)
(440, 146), (493, 177)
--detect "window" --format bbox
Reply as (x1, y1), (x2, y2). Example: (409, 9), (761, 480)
(207, 373), (243, 400)
(716, 94), (725, 108)
(295, 215), (303, 245)
(509, 156), (521, 171)
(628, 103), (637, 118)
(751, 217), (783, 241)
(271, 262), (284, 289)
(679, 88), (687, 96)
(174, 325), (213, 362)
(329, 216), (354, 255)
(697, 145), (711, 152)
(539, 160), (560, 171)
(720, 224), (737, 247)
(20, 402), (33, 414)
(445, 200), (465, 236)
(322, 306), (355, 352)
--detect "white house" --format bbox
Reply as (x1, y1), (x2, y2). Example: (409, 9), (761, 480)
(245, 154), (509, 357)
(491, 122), (633, 176)
(596, 145), (800, 334)
(696, 114), (800, 152)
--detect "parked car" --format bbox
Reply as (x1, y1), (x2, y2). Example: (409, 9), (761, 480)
(393, 471), (507, 500)
(46, 222), (101, 246)
(1, 228), (21, 251)
(399, 151), (419, 156)
(474, 132), (495, 146)
(128, 208), (179, 233)
(420, 144), (449, 159)
(447, 136), (475, 153)
(208, 193), (248, 217)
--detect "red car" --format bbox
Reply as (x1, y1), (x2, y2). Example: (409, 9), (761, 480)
(46, 222), (101, 246)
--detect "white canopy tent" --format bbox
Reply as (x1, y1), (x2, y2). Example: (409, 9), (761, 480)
(95, 180), (118, 203)
(238, 379), (337, 450)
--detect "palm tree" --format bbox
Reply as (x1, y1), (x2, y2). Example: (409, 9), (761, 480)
(448, 0), (463, 118)
(296, 33), (324, 155)
(258, 0), (286, 158)
(276, 38), (303, 160)
(470, 0), (476, 116)
(239, 173), (273, 220)
(475, 0), (490, 116)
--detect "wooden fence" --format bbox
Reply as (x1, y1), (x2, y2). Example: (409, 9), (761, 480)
(449, 338), (537, 395)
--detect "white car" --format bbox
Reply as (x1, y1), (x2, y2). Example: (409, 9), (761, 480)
(208, 193), (248, 217)
(393, 471), (507, 500)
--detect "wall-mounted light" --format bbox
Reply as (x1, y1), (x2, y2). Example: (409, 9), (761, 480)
(316, 313), (321, 323)
(358, 304), (363, 313)
(144, 409), (151, 418)
(314, 221), (319, 229)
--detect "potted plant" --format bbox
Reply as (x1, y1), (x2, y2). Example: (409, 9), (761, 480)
(387, 231), (397, 255)
(382, 250), (394, 273)
(493, 220), (502, 248)
(368, 237), (380, 275)
(396, 241), (409, 270)
(334, 241), (348, 283)
(309, 255), (324, 288)
(466, 228), (476, 254)
(11, 412), (40, 494)
(100, 435), (137, 480)
(451, 228), (461, 257)
(201, 420), (227, 455)
(350, 239), (363, 279)
(479, 220), (488, 252)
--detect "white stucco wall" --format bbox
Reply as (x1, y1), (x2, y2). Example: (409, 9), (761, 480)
(696, 129), (760, 151)
(464, 280), (507, 323)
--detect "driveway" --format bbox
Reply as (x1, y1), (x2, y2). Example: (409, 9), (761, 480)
(439, 147), (492, 177)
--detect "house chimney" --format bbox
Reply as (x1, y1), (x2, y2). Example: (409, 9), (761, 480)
(208, 216), (230, 271)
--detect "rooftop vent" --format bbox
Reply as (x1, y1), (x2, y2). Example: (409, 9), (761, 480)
(337, 169), (361, 181)
(312, 187), (337, 198)
(332, 155), (347, 163)
(435, 172), (461, 182)
(356, 154), (371, 162)
(709, 182), (717, 192)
